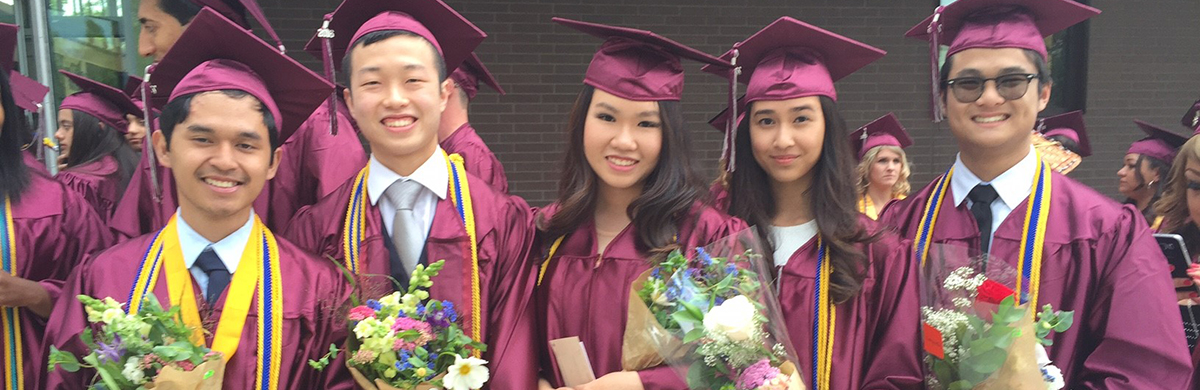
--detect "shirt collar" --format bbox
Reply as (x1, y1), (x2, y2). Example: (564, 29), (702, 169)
(367, 146), (449, 206)
(176, 209), (256, 273)
(950, 146), (1037, 209)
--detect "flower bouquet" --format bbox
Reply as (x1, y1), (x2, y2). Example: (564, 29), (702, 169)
(47, 294), (224, 390)
(920, 244), (1074, 390)
(627, 227), (805, 390)
(310, 260), (489, 390)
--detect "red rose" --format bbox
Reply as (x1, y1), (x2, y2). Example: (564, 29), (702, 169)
(975, 279), (1016, 305)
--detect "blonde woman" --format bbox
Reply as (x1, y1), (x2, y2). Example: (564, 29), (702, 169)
(852, 113), (912, 220)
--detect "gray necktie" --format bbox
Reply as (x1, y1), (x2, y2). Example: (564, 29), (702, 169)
(384, 179), (424, 276)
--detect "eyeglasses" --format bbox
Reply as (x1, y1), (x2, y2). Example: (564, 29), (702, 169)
(944, 73), (1039, 103)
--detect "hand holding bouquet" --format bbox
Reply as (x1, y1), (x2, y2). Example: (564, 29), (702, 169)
(48, 294), (224, 390)
(628, 228), (805, 390)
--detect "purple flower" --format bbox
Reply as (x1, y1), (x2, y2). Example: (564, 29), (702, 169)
(95, 336), (125, 364)
(442, 301), (458, 323)
(736, 359), (781, 390)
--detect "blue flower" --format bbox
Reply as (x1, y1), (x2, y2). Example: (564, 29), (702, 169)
(714, 296), (726, 306)
(366, 299), (382, 311)
(666, 284), (681, 300)
(95, 336), (125, 364)
(416, 303), (426, 317)
(724, 264), (738, 276)
(696, 247), (714, 267)
(442, 301), (459, 323)
(395, 360), (413, 371)
(651, 268), (662, 279)
(683, 268), (699, 279)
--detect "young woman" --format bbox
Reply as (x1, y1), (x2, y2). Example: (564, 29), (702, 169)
(1120, 120), (1186, 230)
(713, 17), (922, 389)
(535, 18), (746, 390)
(851, 113), (912, 220)
(1154, 134), (1200, 382)
(53, 71), (139, 222)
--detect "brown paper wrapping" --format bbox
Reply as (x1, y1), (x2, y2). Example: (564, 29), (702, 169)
(974, 308), (1045, 390)
(621, 269), (686, 371)
(778, 361), (808, 390)
(144, 359), (225, 390)
(348, 364), (445, 390)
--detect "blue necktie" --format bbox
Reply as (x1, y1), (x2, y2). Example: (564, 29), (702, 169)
(195, 247), (230, 304)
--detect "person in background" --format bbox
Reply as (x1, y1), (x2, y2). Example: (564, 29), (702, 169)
(852, 113), (913, 220)
(440, 53), (510, 193)
(53, 71), (140, 222)
(1120, 120), (1186, 230)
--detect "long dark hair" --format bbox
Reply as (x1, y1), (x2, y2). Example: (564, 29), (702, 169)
(63, 110), (139, 191)
(726, 96), (875, 303)
(538, 85), (704, 260)
(1124, 154), (1171, 223)
(0, 70), (30, 201)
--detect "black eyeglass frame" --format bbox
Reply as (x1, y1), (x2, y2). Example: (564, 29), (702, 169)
(943, 73), (1041, 103)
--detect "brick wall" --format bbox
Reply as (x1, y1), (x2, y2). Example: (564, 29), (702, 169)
(257, 0), (1200, 207)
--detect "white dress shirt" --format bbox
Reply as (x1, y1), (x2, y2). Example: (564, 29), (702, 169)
(366, 147), (448, 241)
(950, 146), (1037, 253)
(768, 220), (819, 268)
(175, 209), (255, 297)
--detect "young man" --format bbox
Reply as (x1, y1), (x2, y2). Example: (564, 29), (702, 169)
(111, 0), (366, 237)
(440, 53), (509, 193)
(44, 10), (350, 389)
(285, 0), (538, 388)
(879, 0), (1192, 388)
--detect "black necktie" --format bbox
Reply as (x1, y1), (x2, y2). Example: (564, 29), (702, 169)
(968, 184), (1000, 253)
(194, 247), (230, 304)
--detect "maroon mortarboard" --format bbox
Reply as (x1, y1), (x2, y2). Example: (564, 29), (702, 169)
(701, 17), (885, 104)
(1184, 99), (1200, 133)
(305, 0), (485, 75)
(148, 8), (333, 142)
(1038, 110), (1090, 157)
(0, 23), (15, 73)
(905, 0), (1099, 121)
(1128, 120), (1188, 166)
(122, 76), (143, 97)
(9, 71), (47, 113)
(192, 0), (284, 52)
(59, 70), (143, 132)
(851, 113), (912, 161)
(450, 53), (505, 101)
(553, 17), (730, 102)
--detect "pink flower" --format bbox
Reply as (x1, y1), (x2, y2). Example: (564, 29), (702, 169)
(391, 317), (437, 348)
(393, 339), (417, 351)
(175, 360), (196, 372)
(348, 306), (376, 321)
(351, 349), (377, 365)
(736, 359), (781, 390)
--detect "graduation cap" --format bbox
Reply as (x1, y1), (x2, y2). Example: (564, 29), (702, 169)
(148, 8), (334, 142)
(192, 0), (285, 52)
(450, 53), (505, 101)
(0, 22), (48, 113)
(304, 0), (486, 75)
(702, 17), (885, 104)
(553, 17), (730, 102)
(905, 0), (1100, 121)
(1038, 110), (1090, 157)
(59, 70), (144, 133)
(851, 113), (912, 161)
(1184, 99), (1199, 133)
(1128, 120), (1188, 166)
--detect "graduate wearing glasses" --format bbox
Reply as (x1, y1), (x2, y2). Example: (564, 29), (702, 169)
(879, 0), (1192, 387)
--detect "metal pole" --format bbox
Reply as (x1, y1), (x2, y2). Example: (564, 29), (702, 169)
(27, 0), (57, 175)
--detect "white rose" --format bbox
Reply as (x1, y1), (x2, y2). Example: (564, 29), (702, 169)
(702, 295), (758, 342)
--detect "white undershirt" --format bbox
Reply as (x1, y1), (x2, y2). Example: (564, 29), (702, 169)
(768, 220), (818, 268)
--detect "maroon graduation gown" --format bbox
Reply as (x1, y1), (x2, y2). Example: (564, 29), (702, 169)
(879, 171), (1193, 389)
(283, 167), (539, 390)
(3, 171), (113, 390)
(108, 103), (365, 238)
(535, 205), (747, 390)
(440, 123), (508, 194)
(774, 216), (924, 390)
(56, 155), (122, 223)
(43, 231), (353, 389)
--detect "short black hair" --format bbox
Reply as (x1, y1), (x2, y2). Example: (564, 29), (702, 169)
(156, 0), (246, 26)
(341, 30), (447, 87)
(158, 90), (280, 152)
(940, 48), (1053, 93)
